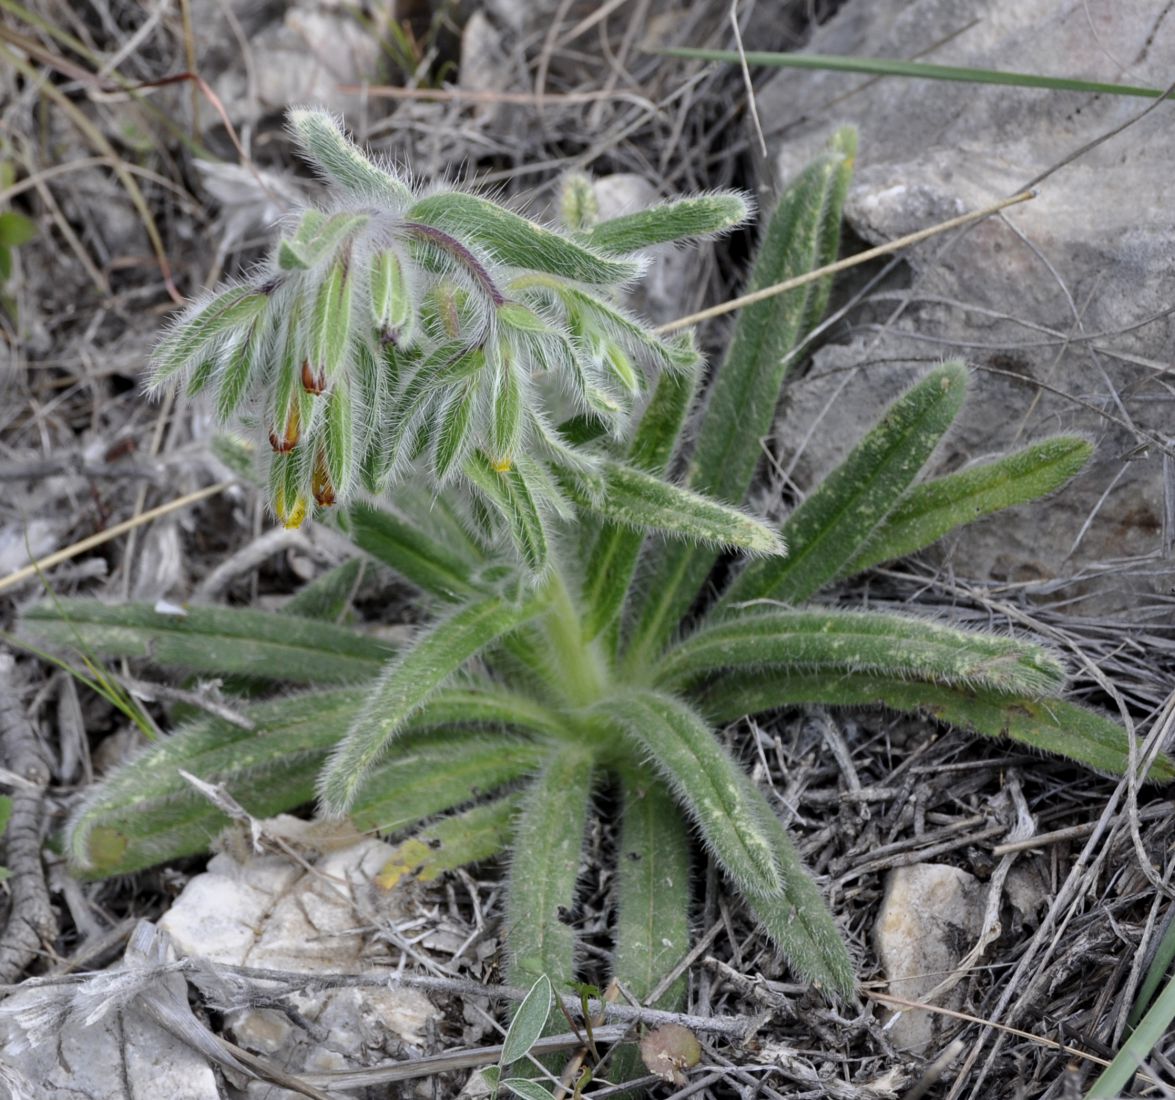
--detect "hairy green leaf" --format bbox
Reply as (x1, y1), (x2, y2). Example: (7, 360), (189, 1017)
(723, 361), (967, 608)
(407, 191), (637, 285)
(704, 672), (1175, 781)
(507, 744), (593, 987)
(151, 288), (268, 390)
(626, 128), (855, 666)
(613, 775), (690, 1008)
(65, 687), (362, 876)
(738, 804), (855, 996)
(572, 459), (784, 555)
(839, 435), (1094, 579)
(660, 608), (1066, 698)
(593, 691), (781, 896)
(584, 192), (750, 254)
(318, 591), (544, 814)
(288, 108), (412, 204)
(20, 599), (392, 684)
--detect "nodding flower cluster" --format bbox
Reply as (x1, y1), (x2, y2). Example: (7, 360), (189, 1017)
(150, 108), (748, 557)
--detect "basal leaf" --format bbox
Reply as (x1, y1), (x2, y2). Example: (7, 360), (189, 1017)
(839, 435), (1093, 579)
(593, 691), (781, 896)
(625, 128), (855, 666)
(318, 591), (544, 814)
(20, 599), (392, 684)
(660, 608), (1066, 698)
(507, 745), (593, 988)
(722, 361), (967, 608)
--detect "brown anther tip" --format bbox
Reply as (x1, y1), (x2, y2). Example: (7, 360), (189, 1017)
(301, 361), (326, 395)
(268, 430), (297, 454)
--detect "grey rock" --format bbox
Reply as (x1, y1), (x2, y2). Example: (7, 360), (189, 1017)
(758, 0), (1175, 609)
(873, 862), (985, 1052)
(0, 924), (221, 1100)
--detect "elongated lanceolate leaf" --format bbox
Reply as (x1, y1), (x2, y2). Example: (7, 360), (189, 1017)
(406, 192), (637, 285)
(703, 672), (1175, 781)
(66, 688), (363, 876)
(592, 691), (781, 896)
(606, 775), (692, 1089)
(659, 608), (1065, 698)
(507, 745), (593, 988)
(582, 370), (698, 642)
(318, 591), (544, 814)
(612, 775), (691, 1008)
(738, 806), (856, 996)
(288, 108), (412, 204)
(584, 192), (751, 254)
(349, 735), (539, 835)
(625, 128), (855, 667)
(723, 361), (967, 608)
(838, 435), (1094, 579)
(573, 459), (785, 555)
(348, 501), (481, 602)
(376, 793), (520, 890)
(20, 599), (392, 684)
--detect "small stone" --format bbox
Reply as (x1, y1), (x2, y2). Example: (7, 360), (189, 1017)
(873, 862), (985, 1052)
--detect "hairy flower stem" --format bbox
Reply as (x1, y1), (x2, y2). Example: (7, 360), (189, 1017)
(540, 569), (609, 708)
(402, 222), (506, 306)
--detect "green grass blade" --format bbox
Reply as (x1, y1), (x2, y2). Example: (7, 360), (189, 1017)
(582, 370), (698, 642)
(20, 599), (392, 684)
(574, 459), (785, 555)
(703, 672), (1175, 781)
(1128, 902), (1175, 1029)
(348, 735), (539, 835)
(374, 793), (520, 890)
(738, 802), (855, 996)
(838, 435), (1093, 579)
(593, 690), (781, 896)
(407, 192), (637, 285)
(659, 609), (1065, 699)
(1088, 969), (1175, 1097)
(723, 362), (967, 608)
(348, 501), (481, 602)
(318, 591), (545, 814)
(656, 47), (1175, 101)
(625, 128), (855, 666)
(66, 687), (363, 877)
(506, 744), (594, 987)
(583, 192), (750, 254)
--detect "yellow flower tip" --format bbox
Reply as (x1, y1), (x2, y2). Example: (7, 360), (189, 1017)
(276, 493), (308, 529)
(492, 456), (513, 473)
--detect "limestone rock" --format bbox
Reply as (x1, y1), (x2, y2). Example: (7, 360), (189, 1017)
(873, 862), (985, 1052)
(757, 0), (1175, 609)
